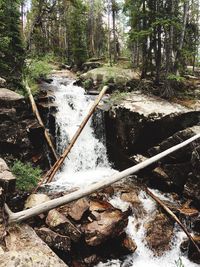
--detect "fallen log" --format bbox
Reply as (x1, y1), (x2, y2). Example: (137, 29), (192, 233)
(5, 131), (200, 224)
(25, 80), (58, 161)
(35, 85), (108, 190)
(145, 188), (200, 255)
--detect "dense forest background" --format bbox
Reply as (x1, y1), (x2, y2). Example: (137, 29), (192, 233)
(0, 0), (199, 96)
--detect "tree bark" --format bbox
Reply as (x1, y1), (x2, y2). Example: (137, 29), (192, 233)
(5, 131), (200, 224)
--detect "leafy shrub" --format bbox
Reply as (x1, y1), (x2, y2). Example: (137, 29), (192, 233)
(167, 74), (185, 83)
(11, 160), (42, 191)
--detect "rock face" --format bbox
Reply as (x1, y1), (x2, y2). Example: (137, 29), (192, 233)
(0, 158), (16, 192)
(0, 224), (67, 267)
(0, 88), (50, 168)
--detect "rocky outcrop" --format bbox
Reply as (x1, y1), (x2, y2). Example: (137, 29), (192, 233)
(0, 88), (51, 168)
(105, 91), (200, 170)
(0, 224), (67, 267)
(0, 158), (16, 192)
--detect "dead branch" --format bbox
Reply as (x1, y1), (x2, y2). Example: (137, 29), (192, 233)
(34, 85), (108, 191)
(25, 80), (58, 161)
(145, 188), (200, 255)
(5, 131), (200, 225)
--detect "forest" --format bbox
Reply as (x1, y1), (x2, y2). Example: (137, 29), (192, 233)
(0, 0), (200, 267)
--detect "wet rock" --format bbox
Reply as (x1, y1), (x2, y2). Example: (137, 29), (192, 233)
(120, 192), (144, 218)
(46, 209), (82, 242)
(68, 198), (90, 221)
(82, 208), (129, 246)
(24, 194), (50, 209)
(36, 227), (71, 252)
(2, 224), (67, 267)
(192, 216), (200, 233)
(188, 235), (200, 264)
(0, 158), (16, 192)
(122, 236), (137, 253)
(145, 212), (174, 256)
(191, 144), (200, 180)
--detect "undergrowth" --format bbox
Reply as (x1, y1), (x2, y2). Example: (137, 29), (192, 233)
(11, 160), (42, 191)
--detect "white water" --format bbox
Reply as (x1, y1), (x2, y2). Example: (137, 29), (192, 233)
(51, 77), (115, 189)
(50, 77), (198, 267)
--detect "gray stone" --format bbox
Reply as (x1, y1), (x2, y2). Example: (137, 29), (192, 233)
(0, 158), (16, 192)
(0, 224), (67, 267)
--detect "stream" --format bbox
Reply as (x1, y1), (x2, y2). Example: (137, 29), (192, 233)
(48, 76), (198, 267)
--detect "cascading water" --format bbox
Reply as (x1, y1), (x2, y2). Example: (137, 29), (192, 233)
(51, 76), (115, 189)
(50, 76), (198, 267)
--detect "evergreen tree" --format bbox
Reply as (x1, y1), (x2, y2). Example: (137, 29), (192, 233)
(0, 0), (24, 87)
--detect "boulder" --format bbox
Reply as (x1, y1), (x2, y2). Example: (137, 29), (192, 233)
(0, 88), (24, 108)
(0, 158), (16, 192)
(24, 194), (50, 209)
(121, 236), (137, 253)
(145, 212), (174, 256)
(0, 77), (6, 87)
(82, 62), (102, 71)
(188, 235), (200, 264)
(36, 227), (71, 252)
(1, 224), (67, 267)
(68, 198), (89, 221)
(82, 208), (129, 246)
(46, 209), (82, 242)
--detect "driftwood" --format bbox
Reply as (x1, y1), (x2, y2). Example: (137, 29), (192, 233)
(25, 80), (58, 161)
(145, 188), (200, 254)
(34, 85), (109, 191)
(5, 131), (200, 224)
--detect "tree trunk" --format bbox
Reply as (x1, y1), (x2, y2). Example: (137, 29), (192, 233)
(5, 131), (200, 224)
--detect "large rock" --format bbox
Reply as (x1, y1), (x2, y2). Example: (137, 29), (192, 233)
(0, 88), (24, 108)
(36, 227), (71, 252)
(0, 88), (51, 168)
(24, 193), (50, 209)
(82, 205), (129, 246)
(0, 78), (6, 87)
(46, 209), (82, 242)
(0, 158), (16, 192)
(145, 212), (174, 256)
(105, 91), (200, 169)
(0, 224), (67, 267)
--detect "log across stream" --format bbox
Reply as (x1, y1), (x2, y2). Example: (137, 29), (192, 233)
(11, 76), (199, 267)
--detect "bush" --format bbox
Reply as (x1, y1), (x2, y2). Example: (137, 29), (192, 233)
(24, 56), (53, 95)
(11, 160), (42, 191)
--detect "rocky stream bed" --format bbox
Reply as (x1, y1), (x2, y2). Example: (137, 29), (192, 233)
(0, 71), (200, 266)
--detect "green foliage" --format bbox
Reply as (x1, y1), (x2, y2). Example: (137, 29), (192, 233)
(167, 74), (186, 83)
(11, 160), (42, 191)
(175, 257), (185, 267)
(0, 0), (24, 87)
(25, 56), (52, 95)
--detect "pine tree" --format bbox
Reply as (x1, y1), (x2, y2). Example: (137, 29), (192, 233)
(0, 0), (24, 87)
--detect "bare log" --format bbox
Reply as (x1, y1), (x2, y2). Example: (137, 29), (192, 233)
(35, 85), (108, 190)
(25, 80), (58, 161)
(145, 188), (200, 255)
(5, 131), (200, 224)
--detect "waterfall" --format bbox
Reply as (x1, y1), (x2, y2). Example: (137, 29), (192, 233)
(51, 77), (115, 189)
(50, 76), (198, 267)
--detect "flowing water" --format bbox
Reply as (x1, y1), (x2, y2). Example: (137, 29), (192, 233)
(50, 76), (198, 267)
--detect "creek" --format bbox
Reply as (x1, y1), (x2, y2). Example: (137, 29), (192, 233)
(48, 76), (198, 267)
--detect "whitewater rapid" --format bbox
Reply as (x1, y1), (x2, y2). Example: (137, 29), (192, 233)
(50, 76), (198, 267)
